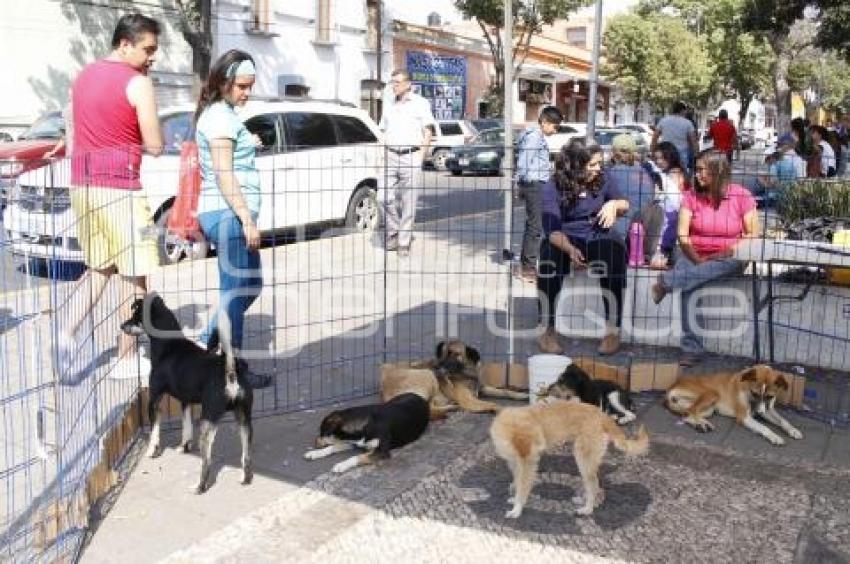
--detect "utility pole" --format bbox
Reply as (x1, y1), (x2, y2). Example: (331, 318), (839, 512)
(376, 0), (382, 121)
(503, 0), (515, 373)
(586, 0), (603, 143)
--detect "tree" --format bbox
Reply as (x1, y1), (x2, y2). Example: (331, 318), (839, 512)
(788, 50), (850, 114)
(454, 0), (593, 116)
(635, 0), (774, 124)
(174, 0), (213, 86)
(602, 14), (713, 112)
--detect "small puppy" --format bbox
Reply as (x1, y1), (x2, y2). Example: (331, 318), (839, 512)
(546, 364), (636, 425)
(665, 364), (803, 445)
(304, 393), (429, 473)
(121, 294), (253, 494)
(490, 400), (649, 518)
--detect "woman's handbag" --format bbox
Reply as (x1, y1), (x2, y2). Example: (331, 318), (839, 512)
(167, 141), (202, 239)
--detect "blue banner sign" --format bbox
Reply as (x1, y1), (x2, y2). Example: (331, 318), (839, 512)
(406, 50), (466, 120)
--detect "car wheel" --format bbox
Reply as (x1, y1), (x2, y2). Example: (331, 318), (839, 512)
(155, 206), (209, 265)
(451, 169), (462, 176)
(431, 149), (451, 171)
(345, 185), (379, 232)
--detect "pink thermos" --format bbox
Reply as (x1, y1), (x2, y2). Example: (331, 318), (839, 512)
(628, 222), (645, 266)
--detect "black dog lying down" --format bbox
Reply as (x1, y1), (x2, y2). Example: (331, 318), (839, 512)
(546, 364), (636, 425)
(121, 293), (253, 494)
(303, 393), (429, 473)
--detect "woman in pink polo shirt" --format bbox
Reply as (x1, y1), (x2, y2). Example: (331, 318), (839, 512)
(651, 150), (758, 366)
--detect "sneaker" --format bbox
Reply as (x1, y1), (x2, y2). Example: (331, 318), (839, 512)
(109, 353), (151, 382)
(236, 359), (273, 390)
(597, 332), (621, 356)
(537, 328), (564, 355)
(386, 238), (399, 251)
(398, 245), (410, 257)
(651, 279), (669, 305)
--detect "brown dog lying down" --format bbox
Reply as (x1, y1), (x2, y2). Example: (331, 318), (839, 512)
(665, 364), (803, 445)
(380, 340), (528, 419)
(491, 399), (649, 517)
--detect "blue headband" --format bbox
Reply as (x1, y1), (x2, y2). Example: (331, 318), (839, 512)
(226, 59), (256, 78)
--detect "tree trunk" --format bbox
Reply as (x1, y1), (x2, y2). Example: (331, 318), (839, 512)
(771, 38), (792, 133)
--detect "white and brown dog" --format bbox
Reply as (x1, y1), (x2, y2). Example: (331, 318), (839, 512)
(665, 364), (803, 445)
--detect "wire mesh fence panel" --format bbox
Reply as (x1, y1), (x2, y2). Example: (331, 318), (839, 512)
(2, 135), (850, 561)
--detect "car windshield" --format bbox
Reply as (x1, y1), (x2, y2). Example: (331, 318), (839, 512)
(19, 113), (64, 140)
(474, 129), (504, 144)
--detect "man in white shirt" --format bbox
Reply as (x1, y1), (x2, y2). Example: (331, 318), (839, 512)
(378, 69), (436, 256)
(651, 101), (699, 174)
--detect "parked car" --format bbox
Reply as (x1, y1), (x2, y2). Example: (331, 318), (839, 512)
(545, 122), (587, 155)
(616, 123), (654, 146)
(589, 128), (650, 161)
(0, 111), (65, 212)
(444, 127), (523, 176)
(0, 132), (14, 143)
(3, 99), (383, 264)
(427, 119), (477, 170)
(469, 118), (502, 133)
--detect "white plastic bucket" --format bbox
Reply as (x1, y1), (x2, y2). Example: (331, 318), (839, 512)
(528, 354), (572, 404)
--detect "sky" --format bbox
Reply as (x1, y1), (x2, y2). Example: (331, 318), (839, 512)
(388, 0), (639, 27)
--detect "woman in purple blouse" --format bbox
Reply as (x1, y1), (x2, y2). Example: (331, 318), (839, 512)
(537, 144), (630, 356)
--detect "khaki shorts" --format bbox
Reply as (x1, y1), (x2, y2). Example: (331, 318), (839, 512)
(70, 186), (159, 276)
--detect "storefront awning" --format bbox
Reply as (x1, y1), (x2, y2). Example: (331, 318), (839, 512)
(518, 62), (589, 83)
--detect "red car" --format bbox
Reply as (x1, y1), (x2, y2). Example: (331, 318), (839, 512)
(0, 112), (65, 207)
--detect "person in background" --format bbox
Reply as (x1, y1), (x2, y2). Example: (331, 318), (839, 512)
(753, 133), (805, 207)
(642, 141), (686, 268)
(513, 105), (563, 283)
(791, 117), (821, 178)
(537, 144), (630, 356)
(605, 133), (656, 248)
(56, 13), (164, 380)
(378, 69), (436, 257)
(708, 109), (738, 164)
(194, 49), (272, 389)
(810, 125), (837, 178)
(651, 150), (758, 367)
(652, 101), (699, 174)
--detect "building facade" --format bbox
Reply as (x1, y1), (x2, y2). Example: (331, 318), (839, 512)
(0, 0), (193, 137)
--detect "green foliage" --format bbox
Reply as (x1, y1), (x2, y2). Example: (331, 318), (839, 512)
(776, 180), (850, 223)
(816, 1), (850, 61)
(788, 48), (850, 113)
(602, 14), (713, 110)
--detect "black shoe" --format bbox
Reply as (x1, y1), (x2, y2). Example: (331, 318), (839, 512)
(236, 358), (273, 389)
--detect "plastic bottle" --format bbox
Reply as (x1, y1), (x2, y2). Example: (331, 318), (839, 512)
(628, 221), (645, 266)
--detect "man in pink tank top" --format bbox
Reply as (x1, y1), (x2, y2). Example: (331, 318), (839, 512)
(57, 13), (164, 381)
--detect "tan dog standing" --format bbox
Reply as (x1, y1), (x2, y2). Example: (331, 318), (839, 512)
(490, 400), (649, 518)
(665, 364), (804, 445)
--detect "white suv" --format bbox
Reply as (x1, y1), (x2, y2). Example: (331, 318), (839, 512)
(3, 99), (383, 264)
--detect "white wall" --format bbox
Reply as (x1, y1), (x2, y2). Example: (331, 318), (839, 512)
(0, 0), (193, 136)
(216, 0), (376, 106)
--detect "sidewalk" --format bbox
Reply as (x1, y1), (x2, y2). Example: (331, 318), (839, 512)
(75, 211), (850, 562)
(82, 391), (850, 563)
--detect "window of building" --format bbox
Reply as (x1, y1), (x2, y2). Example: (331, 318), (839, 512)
(566, 26), (587, 47)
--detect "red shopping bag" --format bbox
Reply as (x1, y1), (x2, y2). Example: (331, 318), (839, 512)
(167, 141), (202, 239)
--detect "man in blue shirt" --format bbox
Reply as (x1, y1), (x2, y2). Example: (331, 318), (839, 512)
(514, 106), (563, 282)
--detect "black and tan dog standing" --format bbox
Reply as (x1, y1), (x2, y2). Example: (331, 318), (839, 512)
(121, 293), (254, 494)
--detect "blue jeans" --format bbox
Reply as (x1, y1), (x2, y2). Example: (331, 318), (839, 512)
(662, 254), (744, 353)
(198, 208), (262, 351)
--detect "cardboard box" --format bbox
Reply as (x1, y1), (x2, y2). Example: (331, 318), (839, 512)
(478, 362), (529, 391)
